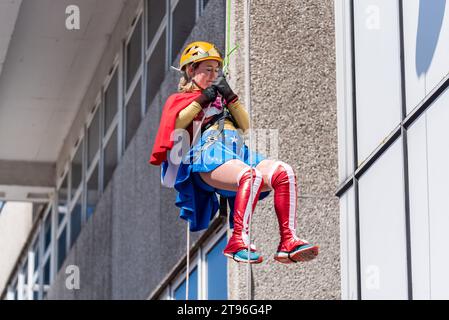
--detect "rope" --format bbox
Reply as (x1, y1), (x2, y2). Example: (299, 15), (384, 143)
(244, 0), (254, 301)
(185, 221), (190, 300)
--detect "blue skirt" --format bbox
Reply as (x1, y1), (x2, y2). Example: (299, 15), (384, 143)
(173, 129), (271, 231)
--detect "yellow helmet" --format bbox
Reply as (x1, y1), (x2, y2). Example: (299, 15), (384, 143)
(179, 41), (223, 70)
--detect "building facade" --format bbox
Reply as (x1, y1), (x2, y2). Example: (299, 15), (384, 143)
(336, 0), (449, 299)
(0, 0), (338, 300)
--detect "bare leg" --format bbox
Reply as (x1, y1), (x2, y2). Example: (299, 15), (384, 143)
(199, 159), (275, 192)
(200, 159), (264, 263)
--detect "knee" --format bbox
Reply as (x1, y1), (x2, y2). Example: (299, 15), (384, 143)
(236, 167), (263, 186)
(267, 161), (296, 188)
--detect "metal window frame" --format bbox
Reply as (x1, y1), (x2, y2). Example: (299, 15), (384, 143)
(171, 253), (201, 300)
(123, 6), (145, 151)
(144, 0), (169, 113)
(200, 226), (227, 300)
(167, 224), (227, 300)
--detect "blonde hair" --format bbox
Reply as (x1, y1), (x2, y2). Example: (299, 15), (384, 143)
(178, 63), (198, 93)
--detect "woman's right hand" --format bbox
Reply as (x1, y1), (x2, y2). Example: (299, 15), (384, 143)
(195, 85), (218, 108)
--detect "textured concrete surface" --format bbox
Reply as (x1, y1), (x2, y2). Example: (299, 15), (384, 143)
(228, 0), (339, 300)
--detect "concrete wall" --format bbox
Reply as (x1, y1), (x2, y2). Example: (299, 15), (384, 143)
(0, 202), (33, 294)
(227, 0), (340, 299)
(46, 0), (226, 300)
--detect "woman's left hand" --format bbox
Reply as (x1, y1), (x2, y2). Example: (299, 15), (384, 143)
(214, 76), (238, 102)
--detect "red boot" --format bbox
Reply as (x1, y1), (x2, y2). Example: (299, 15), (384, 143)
(223, 167), (264, 263)
(268, 161), (319, 264)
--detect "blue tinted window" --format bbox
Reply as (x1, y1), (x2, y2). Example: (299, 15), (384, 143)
(206, 235), (227, 299)
(43, 259), (50, 285)
(174, 267), (198, 300)
(57, 226), (67, 271)
(70, 201), (82, 247)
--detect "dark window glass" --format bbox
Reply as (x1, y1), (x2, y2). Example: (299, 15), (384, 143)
(104, 71), (118, 133)
(44, 213), (51, 253)
(203, 0), (210, 9)
(71, 141), (83, 198)
(172, 0), (196, 63)
(43, 259), (50, 285)
(33, 242), (39, 272)
(147, 0), (166, 45)
(58, 175), (68, 226)
(174, 267), (198, 300)
(87, 107), (100, 167)
(147, 31), (166, 109)
(70, 198), (82, 248)
(126, 16), (142, 90)
(86, 165), (99, 221)
(206, 235), (227, 299)
(57, 226), (67, 271)
(103, 128), (118, 190)
(125, 80), (142, 148)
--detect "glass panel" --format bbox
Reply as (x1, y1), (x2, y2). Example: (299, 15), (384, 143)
(358, 140), (407, 299)
(403, 0), (449, 114)
(86, 164), (99, 221)
(174, 267), (198, 300)
(70, 197), (82, 248)
(353, 0), (402, 164)
(57, 226), (67, 271)
(33, 242), (39, 273)
(203, 0), (210, 9)
(408, 87), (449, 299)
(126, 16), (142, 90)
(172, 0), (196, 63)
(206, 235), (227, 299)
(339, 186), (357, 300)
(44, 212), (51, 253)
(71, 140), (83, 198)
(147, 31), (166, 109)
(103, 128), (118, 190)
(58, 175), (68, 226)
(147, 0), (166, 45)
(87, 107), (100, 167)
(105, 71), (118, 133)
(43, 259), (50, 285)
(125, 80), (142, 148)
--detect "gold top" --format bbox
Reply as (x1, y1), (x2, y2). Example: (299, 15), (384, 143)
(174, 98), (249, 133)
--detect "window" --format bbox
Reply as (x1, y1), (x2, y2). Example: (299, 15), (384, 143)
(203, 0), (210, 9)
(126, 16), (142, 91)
(57, 225), (67, 271)
(408, 87), (449, 299)
(205, 234), (227, 299)
(103, 128), (118, 190)
(171, 0), (196, 63)
(403, 0), (449, 114)
(147, 0), (166, 46)
(160, 227), (228, 300)
(71, 140), (83, 198)
(146, 31), (166, 109)
(358, 140), (407, 299)
(104, 71), (118, 134)
(125, 80), (142, 148)
(87, 106), (100, 168)
(86, 164), (99, 220)
(174, 267), (198, 300)
(0, 201), (5, 215)
(70, 196), (82, 248)
(44, 212), (51, 253)
(58, 174), (69, 226)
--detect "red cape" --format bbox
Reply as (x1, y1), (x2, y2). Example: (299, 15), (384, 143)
(149, 91), (202, 165)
